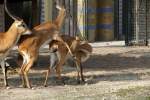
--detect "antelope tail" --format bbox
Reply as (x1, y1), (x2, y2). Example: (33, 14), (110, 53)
(77, 42), (92, 62)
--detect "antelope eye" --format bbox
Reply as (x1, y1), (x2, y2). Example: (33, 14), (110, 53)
(18, 24), (22, 27)
(22, 24), (25, 27)
(18, 24), (25, 27)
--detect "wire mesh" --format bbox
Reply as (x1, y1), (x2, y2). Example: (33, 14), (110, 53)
(124, 0), (150, 45)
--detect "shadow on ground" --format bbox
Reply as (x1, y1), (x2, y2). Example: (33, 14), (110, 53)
(1, 48), (150, 87)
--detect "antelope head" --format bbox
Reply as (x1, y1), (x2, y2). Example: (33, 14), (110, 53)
(56, 5), (65, 10)
(56, 3), (73, 18)
(49, 40), (59, 53)
(4, 0), (31, 35)
(56, 4), (66, 15)
(13, 20), (32, 35)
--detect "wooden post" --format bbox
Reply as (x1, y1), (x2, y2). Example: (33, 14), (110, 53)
(135, 0), (139, 44)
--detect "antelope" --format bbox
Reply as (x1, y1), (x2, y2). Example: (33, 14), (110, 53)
(17, 5), (74, 88)
(44, 35), (92, 86)
(0, 0), (31, 87)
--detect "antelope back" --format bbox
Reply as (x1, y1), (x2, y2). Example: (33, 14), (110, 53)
(75, 42), (92, 62)
(49, 40), (60, 52)
(79, 42), (92, 53)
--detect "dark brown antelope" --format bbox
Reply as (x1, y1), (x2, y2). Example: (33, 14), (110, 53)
(44, 35), (92, 86)
(0, 0), (31, 87)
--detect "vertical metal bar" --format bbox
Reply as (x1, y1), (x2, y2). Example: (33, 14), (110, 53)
(84, 0), (86, 38)
(124, 0), (129, 45)
(32, 0), (39, 26)
(114, 0), (119, 40)
(73, 0), (77, 36)
(124, 0), (127, 45)
(130, 0), (134, 45)
(0, 4), (5, 32)
(3, 3), (5, 32)
(82, 0), (85, 39)
(70, 0), (73, 36)
(135, 0), (139, 44)
(72, 0), (74, 36)
(131, 0), (135, 43)
(146, 0), (148, 45)
(119, 0), (123, 40)
(62, 0), (66, 34)
(68, 0), (71, 36)
(117, 0), (119, 40)
(128, 0), (130, 44)
(84, 0), (86, 39)
(85, 0), (88, 39)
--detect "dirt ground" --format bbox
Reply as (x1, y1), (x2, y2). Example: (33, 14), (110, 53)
(1, 46), (150, 100)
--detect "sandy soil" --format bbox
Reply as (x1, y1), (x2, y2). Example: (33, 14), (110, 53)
(1, 46), (150, 100)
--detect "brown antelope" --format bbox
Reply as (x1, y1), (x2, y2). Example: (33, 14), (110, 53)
(0, 0), (31, 87)
(44, 35), (92, 86)
(17, 5), (74, 88)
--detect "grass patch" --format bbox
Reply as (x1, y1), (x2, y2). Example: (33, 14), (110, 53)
(115, 86), (150, 99)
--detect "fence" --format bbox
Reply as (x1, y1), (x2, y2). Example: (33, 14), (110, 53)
(123, 0), (150, 46)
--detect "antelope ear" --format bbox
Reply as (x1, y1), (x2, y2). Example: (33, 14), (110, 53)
(15, 16), (23, 21)
(14, 22), (19, 27)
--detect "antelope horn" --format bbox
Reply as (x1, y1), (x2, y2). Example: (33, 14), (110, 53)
(4, 0), (17, 20)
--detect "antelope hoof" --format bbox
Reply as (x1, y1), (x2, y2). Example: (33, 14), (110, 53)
(44, 84), (48, 87)
(19, 85), (26, 88)
(77, 79), (81, 84)
(57, 79), (65, 85)
(31, 87), (35, 90)
(61, 79), (65, 85)
(81, 79), (86, 83)
(6, 86), (11, 89)
(23, 85), (27, 88)
(27, 86), (32, 89)
(4, 84), (10, 89)
(77, 79), (86, 84)
(26, 84), (32, 89)
(4, 84), (9, 87)
(19, 84), (27, 88)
